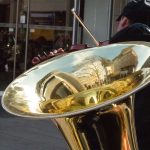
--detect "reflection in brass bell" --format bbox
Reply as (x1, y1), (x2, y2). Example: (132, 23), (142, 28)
(2, 42), (150, 150)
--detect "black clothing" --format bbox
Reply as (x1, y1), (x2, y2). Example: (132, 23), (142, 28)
(135, 85), (150, 150)
(110, 23), (150, 44)
(110, 22), (150, 150)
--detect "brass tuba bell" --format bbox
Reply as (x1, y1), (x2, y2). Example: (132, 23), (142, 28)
(2, 42), (150, 150)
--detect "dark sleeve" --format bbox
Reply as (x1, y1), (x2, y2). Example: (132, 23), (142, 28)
(109, 23), (150, 44)
(134, 84), (150, 150)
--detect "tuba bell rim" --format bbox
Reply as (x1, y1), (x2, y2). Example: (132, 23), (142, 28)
(2, 42), (150, 119)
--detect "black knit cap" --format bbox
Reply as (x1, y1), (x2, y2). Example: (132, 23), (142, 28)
(116, 0), (150, 25)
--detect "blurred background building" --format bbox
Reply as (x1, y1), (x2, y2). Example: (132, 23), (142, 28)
(0, 0), (130, 93)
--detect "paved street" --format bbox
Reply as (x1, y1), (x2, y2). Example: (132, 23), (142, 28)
(1, 93), (150, 150)
(0, 97), (68, 150)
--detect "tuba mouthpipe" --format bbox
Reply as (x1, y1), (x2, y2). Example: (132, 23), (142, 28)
(2, 42), (150, 150)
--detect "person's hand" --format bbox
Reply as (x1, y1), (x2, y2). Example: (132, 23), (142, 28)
(32, 48), (65, 65)
(32, 44), (90, 66)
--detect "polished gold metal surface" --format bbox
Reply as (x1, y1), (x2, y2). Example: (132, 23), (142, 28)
(2, 42), (150, 150)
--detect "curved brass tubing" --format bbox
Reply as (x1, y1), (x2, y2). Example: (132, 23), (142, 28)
(2, 42), (150, 150)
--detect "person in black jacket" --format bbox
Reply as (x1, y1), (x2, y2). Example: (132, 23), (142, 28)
(110, 0), (150, 43)
(109, 1), (150, 150)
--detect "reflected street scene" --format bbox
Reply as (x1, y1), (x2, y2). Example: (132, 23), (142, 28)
(2, 43), (150, 150)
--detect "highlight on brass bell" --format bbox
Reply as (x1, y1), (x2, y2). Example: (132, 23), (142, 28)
(2, 42), (150, 150)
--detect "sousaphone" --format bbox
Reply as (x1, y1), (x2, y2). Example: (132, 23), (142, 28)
(2, 42), (150, 150)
